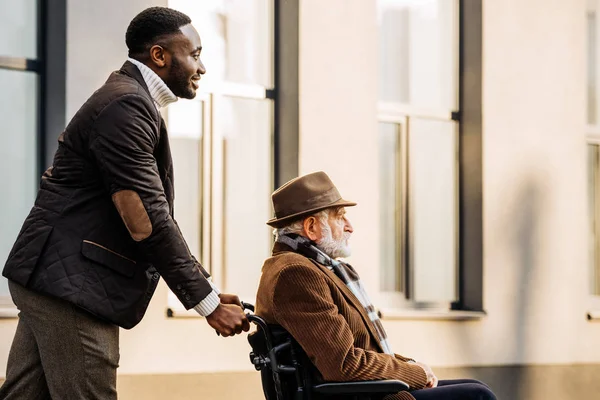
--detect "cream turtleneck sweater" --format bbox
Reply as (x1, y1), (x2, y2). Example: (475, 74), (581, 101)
(127, 57), (177, 109)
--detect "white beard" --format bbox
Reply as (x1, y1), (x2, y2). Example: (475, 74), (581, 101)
(316, 222), (351, 259)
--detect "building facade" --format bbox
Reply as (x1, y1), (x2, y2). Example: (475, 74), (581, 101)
(1, 0), (598, 399)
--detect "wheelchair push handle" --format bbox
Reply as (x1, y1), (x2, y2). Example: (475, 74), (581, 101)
(215, 301), (255, 337)
(242, 301), (255, 312)
(241, 302), (269, 333)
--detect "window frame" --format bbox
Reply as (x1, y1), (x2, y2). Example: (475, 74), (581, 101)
(377, 110), (459, 310)
(454, 0), (483, 313)
(586, 0), (600, 313)
(166, 0), (283, 317)
(376, 0), (484, 315)
(587, 143), (600, 309)
(0, 0), (66, 317)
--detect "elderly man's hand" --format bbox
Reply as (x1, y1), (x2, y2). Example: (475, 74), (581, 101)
(205, 303), (250, 337)
(219, 293), (242, 308)
(416, 362), (438, 388)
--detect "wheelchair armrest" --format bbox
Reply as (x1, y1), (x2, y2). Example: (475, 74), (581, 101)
(312, 379), (409, 395)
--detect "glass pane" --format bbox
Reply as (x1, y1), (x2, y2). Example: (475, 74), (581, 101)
(167, 99), (205, 311)
(409, 118), (457, 302)
(220, 97), (272, 298)
(0, 0), (37, 59)
(378, 0), (458, 109)
(0, 70), (38, 299)
(168, 98), (205, 258)
(379, 123), (404, 292)
(588, 12), (597, 125)
(169, 0), (273, 87)
(588, 145), (600, 295)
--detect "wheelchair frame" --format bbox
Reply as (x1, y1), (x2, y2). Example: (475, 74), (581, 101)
(243, 302), (409, 400)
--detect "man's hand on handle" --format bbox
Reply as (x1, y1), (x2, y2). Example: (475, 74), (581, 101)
(219, 293), (243, 308)
(205, 294), (250, 337)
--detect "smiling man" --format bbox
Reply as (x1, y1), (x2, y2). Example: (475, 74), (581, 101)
(0, 7), (248, 400)
(255, 171), (496, 400)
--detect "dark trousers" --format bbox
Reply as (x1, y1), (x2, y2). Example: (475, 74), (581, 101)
(411, 379), (496, 400)
(0, 281), (119, 400)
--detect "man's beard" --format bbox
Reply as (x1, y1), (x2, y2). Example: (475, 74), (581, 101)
(165, 57), (195, 99)
(316, 221), (351, 259)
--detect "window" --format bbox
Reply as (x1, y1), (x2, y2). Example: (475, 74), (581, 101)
(588, 145), (600, 298)
(587, 0), (600, 310)
(166, 0), (275, 315)
(377, 0), (460, 309)
(0, 0), (40, 314)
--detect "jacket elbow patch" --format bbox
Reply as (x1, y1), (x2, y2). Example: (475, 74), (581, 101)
(112, 190), (152, 242)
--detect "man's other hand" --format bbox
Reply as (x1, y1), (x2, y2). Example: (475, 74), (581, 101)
(416, 362), (438, 388)
(219, 293), (242, 308)
(205, 303), (250, 337)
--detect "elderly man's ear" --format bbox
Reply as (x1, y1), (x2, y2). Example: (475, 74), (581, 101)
(303, 216), (321, 242)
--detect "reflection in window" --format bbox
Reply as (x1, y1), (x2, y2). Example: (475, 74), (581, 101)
(169, 0), (273, 87)
(378, 118), (458, 304)
(220, 97), (272, 298)
(588, 2), (600, 299)
(379, 123), (404, 293)
(168, 98), (205, 260)
(589, 145), (600, 295)
(377, 0), (459, 307)
(409, 118), (457, 303)
(166, 1), (274, 314)
(378, 0), (458, 109)
(0, 0), (37, 59)
(0, 70), (38, 298)
(589, 11), (597, 125)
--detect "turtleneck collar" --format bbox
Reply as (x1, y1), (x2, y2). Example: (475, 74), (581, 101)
(127, 57), (177, 109)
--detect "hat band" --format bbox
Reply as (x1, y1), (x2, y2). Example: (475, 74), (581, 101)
(274, 187), (340, 219)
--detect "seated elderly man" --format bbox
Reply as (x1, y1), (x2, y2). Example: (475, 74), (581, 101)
(255, 172), (496, 400)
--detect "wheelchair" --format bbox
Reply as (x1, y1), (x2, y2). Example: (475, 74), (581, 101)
(242, 302), (409, 400)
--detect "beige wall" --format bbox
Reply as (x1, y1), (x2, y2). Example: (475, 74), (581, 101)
(481, 0), (591, 365)
(297, 0), (597, 369)
(2, 0), (600, 383)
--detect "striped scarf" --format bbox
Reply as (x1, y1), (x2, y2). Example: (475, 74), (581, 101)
(277, 234), (393, 355)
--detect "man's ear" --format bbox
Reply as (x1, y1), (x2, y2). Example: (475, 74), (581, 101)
(149, 45), (168, 68)
(303, 216), (319, 242)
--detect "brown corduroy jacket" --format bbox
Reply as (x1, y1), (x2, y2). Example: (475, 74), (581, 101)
(255, 242), (428, 400)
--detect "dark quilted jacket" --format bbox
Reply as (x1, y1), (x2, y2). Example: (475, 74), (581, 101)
(2, 61), (213, 329)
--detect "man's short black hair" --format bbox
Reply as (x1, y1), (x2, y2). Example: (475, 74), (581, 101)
(126, 7), (192, 57)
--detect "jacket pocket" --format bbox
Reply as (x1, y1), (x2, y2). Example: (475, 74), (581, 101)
(81, 240), (136, 278)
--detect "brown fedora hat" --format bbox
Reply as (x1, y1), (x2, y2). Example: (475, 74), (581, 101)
(267, 171), (357, 228)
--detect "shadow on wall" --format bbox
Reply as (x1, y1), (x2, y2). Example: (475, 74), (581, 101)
(448, 175), (545, 399)
(505, 177), (544, 399)
(488, 176), (545, 399)
(436, 364), (600, 400)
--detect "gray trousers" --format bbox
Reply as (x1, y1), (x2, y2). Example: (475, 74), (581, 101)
(0, 281), (119, 400)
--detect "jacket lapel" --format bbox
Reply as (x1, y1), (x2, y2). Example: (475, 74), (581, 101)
(308, 259), (385, 353)
(271, 241), (384, 352)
